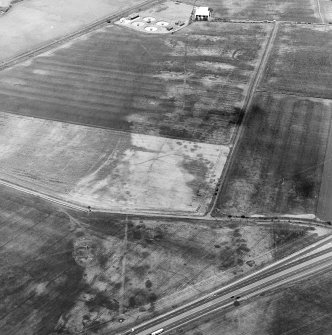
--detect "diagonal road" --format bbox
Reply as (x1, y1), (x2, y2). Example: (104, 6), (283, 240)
(115, 235), (332, 335)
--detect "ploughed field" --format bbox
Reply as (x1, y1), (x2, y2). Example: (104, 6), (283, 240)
(214, 92), (331, 217)
(189, 0), (320, 22)
(260, 24), (332, 98)
(0, 22), (271, 145)
(214, 24), (332, 218)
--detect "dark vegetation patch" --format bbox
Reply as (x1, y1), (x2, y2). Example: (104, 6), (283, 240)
(131, 264), (150, 279)
(86, 292), (119, 312)
(218, 228), (250, 270)
(128, 289), (151, 308)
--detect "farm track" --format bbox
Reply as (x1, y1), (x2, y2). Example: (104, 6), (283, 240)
(0, 177), (330, 230)
(209, 21), (280, 216)
(256, 89), (332, 102)
(316, 0), (325, 24)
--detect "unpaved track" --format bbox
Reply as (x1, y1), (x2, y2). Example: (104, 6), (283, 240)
(317, 115), (332, 221)
(119, 220), (128, 315)
(210, 21), (280, 216)
(0, 177), (331, 231)
(316, 0), (325, 23)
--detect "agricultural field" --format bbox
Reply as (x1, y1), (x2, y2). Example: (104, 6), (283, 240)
(0, 22), (271, 145)
(178, 267), (332, 335)
(214, 92), (332, 217)
(0, 184), (327, 334)
(0, 113), (228, 214)
(187, 0), (321, 22)
(259, 24), (332, 98)
(0, 0), (149, 61)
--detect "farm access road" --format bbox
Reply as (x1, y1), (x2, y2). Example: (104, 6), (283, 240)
(0, 178), (330, 230)
(209, 20), (280, 215)
(117, 234), (332, 335)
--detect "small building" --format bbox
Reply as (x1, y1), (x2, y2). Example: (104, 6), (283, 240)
(128, 13), (139, 20)
(194, 7), (211, 21)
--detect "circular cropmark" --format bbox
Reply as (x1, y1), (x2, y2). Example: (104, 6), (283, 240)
(143, 16), (156, 22)
(156, 21), (169, 26)
(119, 17), (130, 24)
(145, 26), (158, 32)
(132, 21), (145, 27)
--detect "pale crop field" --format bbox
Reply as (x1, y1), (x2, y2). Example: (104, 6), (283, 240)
(0, 0), (148, 61)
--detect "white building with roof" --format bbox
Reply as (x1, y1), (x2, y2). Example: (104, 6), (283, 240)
(194, 7), (211, 21)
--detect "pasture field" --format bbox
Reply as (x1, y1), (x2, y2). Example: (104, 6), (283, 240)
(0, 113), (228, 214)
(259, 24), (332, 98)
(0, 185), (326, 334)
(0, 0), (150, 61)
(0, 22), (271, 145)
(178, 268), (332, 335)
(187, 0), (320, 22)
(214, 92), (332, 217)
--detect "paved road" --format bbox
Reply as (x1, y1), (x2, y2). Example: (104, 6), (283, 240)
(116, 236), (332, 335)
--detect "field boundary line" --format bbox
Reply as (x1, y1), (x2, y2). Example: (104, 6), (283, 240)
(0, 0), (164, 72)
(256, 89), (332, 102)
(316, 107), (332, 219)
(1, 110), (222, 145)
(209, 21), (280, 216)
(316, 0), (325, 24)
(0, 176), (331, 230)
(119, 219), (128, 315)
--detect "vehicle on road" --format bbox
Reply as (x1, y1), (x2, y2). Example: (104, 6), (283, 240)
(151, 329), (164, 335)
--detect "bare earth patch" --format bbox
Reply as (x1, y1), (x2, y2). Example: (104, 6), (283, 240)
(0, 113), (228, 214)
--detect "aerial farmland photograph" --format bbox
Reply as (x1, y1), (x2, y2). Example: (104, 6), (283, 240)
(0, 0), (331, 335)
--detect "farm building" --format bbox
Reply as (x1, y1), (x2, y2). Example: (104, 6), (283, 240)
(194, 7), (211, 21)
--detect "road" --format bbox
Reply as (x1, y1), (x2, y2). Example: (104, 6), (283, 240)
(317, 110), (332, 222)
(0, 177), (330, 229)
(115, 235), (332, 335)
(210, 21), (279, 215)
